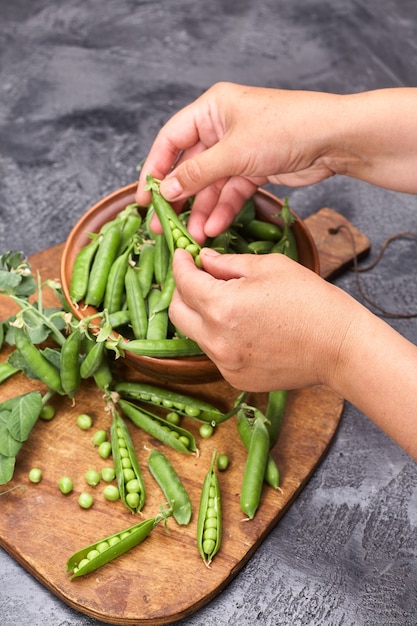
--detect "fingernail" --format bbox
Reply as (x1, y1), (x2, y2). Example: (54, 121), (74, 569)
(160, 177), (183, 200)
(201, 247), (220, 257)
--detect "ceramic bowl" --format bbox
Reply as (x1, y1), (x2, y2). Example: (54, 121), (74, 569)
(60, 183), (319, 384)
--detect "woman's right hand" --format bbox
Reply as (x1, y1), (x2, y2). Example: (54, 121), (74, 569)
(136, 82), (338, 242)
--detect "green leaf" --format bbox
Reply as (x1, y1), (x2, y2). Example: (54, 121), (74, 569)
(0, 396), (20, 412)
(0, 270), (22, 292)
(22, 312), (51, 344)
(41, 347), (61, 370)
(0, 251), (36, 298)
(0, 454), (16, 484)
(0, 413), (22, 457)
(8, 349), (39, 379)
(0, 361), (19, 385)
(7, 391), (42, 442)
(44, 307), (66, 331)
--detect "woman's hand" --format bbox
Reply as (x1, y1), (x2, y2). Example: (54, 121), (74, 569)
(169, 248), (354, 392)
(170, 248), (417, 459)
(137, 83), (417, 243)
(136, 82), (338, 242)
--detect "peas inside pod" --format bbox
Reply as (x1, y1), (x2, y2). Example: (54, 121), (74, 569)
(67, 504), (173, 578)
(197, 450), (222, 567)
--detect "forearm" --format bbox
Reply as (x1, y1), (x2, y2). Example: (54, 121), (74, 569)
(330, 305), (417, 460)
(328, 88), (417, 194)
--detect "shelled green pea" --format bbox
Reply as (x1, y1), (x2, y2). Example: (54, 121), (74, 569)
(78, 492), (94, 509)
(28, 468), (42, 483)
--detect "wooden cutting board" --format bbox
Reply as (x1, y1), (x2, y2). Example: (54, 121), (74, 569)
(0, 208), (370, 625)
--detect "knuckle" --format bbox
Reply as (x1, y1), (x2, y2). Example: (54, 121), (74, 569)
(178, 159), (204, 187)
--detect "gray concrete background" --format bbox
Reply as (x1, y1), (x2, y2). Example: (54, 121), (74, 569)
(1, 1), (417, 625)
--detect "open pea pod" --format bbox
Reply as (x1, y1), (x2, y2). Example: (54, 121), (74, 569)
(145, 174), (201, 264)
(114, 381), (227, 425)
(117, 398), (198, 454)
(110, 411), (146, 513)
(197, 450), (222, 567)
(66, 505), (172, 579)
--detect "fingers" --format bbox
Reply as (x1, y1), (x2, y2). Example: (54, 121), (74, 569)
(136, 134), (182, 206)
(158, 139), (239, 203)
(187, 176), (261, 241)
(168, 249), (216, 341)
(135, 99), (205, 206)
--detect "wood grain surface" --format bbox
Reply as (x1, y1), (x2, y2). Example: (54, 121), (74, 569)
(0, 209), (370, 625)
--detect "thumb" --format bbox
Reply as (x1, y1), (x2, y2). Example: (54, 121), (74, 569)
(160, 141), (236, 202)
(198, 247), (258, 280)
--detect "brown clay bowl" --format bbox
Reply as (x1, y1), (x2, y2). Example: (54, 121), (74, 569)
(60, 183), (319, 384)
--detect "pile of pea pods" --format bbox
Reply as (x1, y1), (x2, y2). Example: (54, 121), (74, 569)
(69, 175), (298, 360)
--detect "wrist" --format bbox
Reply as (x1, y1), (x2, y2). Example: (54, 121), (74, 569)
(325, 301), (417, 459)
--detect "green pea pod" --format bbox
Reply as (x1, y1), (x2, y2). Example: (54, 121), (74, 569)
(118, 205), (142, 253)
(151, 263), (175, 313)
(103, 247), (131, 315)
(271, 230), (298, 260)
(197, 450), (222, 567)
(14, 326), (64, 395)
(66, 505), (172, 578)
(240, 407), (270, 519)
(146, 288), (169, 341)
(117, 398), (197, 454)
(85, 222), (122, 307)
(125, 264), (148, 340)
(207, 231), (232, 254)
(265, 389), (287, 446)
(145, 174), (201, 263)
(112, 337), (204, 358)
(69, 237), (100, 303)
(108, 309), (131, 330)
(137, 241), (155, 298)
(247, 240), (275, 254)
(147, 448), (192, 525)
(80, 339), (106, 379)
(228, 228), (251, 254)
(241, 219), (283, 242)
(271, 197), (298, 261)
(110, 411), (146, 513)
(60, 328), (82, 398)
(237, 408), (279, 489)
(92, 354), (113, 390)
(231, 197), (256, 228)
(154, 233), (170, 285)
(114, 381), (225, 425)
